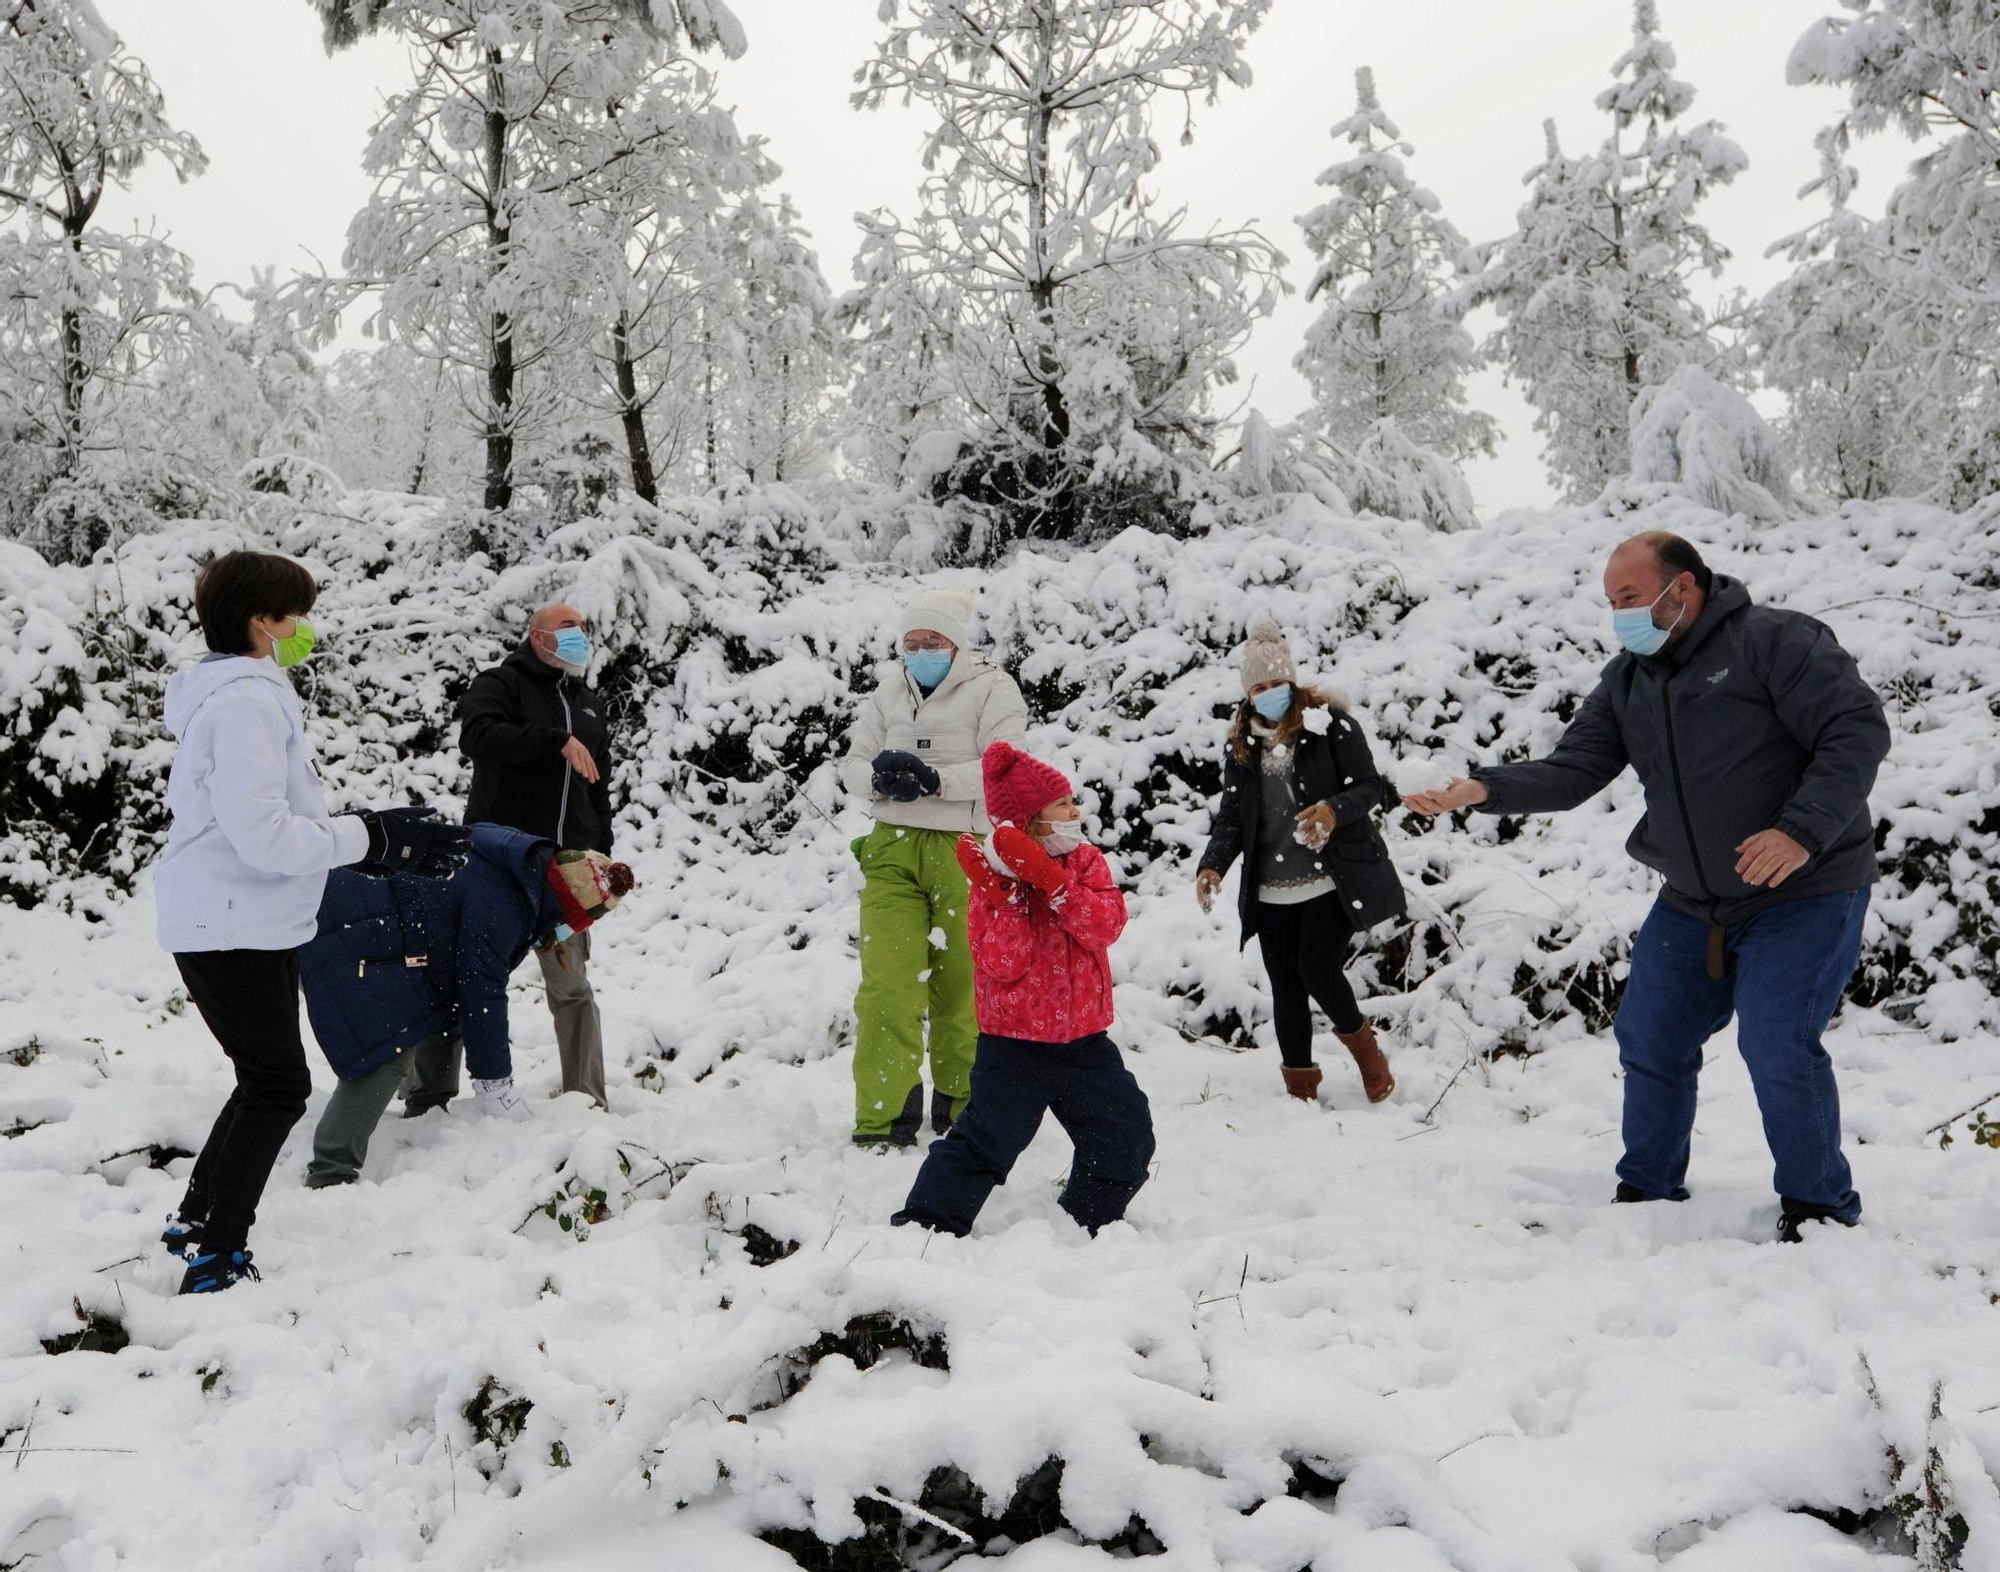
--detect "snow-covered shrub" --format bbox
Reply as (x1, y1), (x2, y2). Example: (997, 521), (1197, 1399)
(1628, 365), (1794, 521)
(1, 482), (1994, 1047)
(1325, 417), (1479, 532)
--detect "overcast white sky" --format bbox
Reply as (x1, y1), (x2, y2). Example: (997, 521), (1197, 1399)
(102, 0), (1912, 512)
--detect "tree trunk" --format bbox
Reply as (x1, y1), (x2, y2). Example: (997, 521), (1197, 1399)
(482, 51), (515, 514)
(775, 348), (790, 483)
(57, 226), (85, 478)
(611, 311), (657, 503)
(1027, 8), (1067, 457)
(702, 317), (718, 489)
(1608, 190), (1641, 400)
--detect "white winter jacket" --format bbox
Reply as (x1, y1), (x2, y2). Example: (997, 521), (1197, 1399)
(154, 655), (371, 953)
(839, 653), (1028, 834)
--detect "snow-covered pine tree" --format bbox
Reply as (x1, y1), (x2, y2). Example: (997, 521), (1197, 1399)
(1787, 2), (2000, 508)
(305, 0), (746, 517)
(0, 0), (210, 551)
(849, 0), (1283, 546)
(838, 215), (972, 488)
(1472, 1), (1746, 502)
(1753, 177), (1920, 503)
(1293, 65), (1493, 527)
(724, 193), (844, 486)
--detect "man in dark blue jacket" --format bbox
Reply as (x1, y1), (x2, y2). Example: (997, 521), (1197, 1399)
(1405, 533), (1891, 1241)
(298, 825), (629, 1186)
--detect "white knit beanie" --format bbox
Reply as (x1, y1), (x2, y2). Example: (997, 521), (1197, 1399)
(1240, 617), (1297, 695)
(901, 587), (976, 650)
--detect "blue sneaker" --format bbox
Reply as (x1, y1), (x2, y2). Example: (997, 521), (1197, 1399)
(178, 1248), (259, 1295)
(161, 1212), (205, 1259)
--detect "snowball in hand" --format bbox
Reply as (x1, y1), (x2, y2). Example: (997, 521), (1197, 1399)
(1393, 757), (1454, 795)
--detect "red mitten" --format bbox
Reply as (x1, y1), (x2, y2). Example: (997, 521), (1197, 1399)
(990, 825), (1067, 901)
(956, 834), (1013, 907)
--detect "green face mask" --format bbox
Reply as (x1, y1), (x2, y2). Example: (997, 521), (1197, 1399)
(271, 619), (317, 669)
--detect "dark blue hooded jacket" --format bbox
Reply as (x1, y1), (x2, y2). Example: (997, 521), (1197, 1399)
(301, 824), (564, 1082)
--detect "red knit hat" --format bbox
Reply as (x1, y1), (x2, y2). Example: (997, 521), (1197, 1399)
(982, 740), (1073, 827)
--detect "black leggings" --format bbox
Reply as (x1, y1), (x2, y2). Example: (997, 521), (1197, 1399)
(174, 949), (312, 1257)
(1255, 894), (1365, 1067)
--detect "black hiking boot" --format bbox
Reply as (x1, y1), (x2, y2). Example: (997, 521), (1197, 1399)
(853, 1083), (925, 1150)
(1777, 1199), (1860, 1243)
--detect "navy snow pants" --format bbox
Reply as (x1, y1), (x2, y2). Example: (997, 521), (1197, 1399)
(894, 1032), (1155, 1236)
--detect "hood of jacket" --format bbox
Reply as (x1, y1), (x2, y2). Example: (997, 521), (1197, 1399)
(163, 654), (293, 740)
(467, 823), (567, 935)
(504, 636), (570, 685)
(1660, 575), (1752, 669)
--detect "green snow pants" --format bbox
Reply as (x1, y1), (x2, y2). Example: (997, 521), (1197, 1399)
(852, 822), (977, 1139)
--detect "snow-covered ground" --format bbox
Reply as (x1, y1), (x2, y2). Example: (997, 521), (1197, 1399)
(4, 835), (1999, 1571)
(4, 486), (1999, 1568)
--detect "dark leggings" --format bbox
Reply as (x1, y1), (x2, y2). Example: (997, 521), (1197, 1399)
(1255, 893), (1365, 1067)
(174, 949), (312, 1257)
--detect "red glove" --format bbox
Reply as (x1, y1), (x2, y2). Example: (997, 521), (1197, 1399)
(990, 825), (1067, 901)
(955, 835), (1014, 907)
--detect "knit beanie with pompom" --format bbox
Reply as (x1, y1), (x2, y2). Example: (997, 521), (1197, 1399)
(1240, 617), (1298, 696)
(546, 849), (636, 934)
(982, 740), (1073, 828)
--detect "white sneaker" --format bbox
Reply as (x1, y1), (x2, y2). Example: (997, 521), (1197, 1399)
(473, 1077), (531, 1122)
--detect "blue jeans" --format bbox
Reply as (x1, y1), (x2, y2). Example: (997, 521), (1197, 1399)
(1613, 889), (1868, 1219)
(893, 1033), (1155, 1236)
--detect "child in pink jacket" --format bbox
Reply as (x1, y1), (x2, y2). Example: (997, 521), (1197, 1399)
(892, 741), (1155, 1236)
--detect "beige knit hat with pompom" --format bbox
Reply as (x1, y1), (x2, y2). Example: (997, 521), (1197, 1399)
(1239, 617), (1297, 695)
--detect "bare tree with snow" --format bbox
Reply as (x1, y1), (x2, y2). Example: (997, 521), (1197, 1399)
(848, 0), (1284, 543)
(305, 0), (746, 516)
(0, 0), (211, 543)
(1472, 1), (1746, 502)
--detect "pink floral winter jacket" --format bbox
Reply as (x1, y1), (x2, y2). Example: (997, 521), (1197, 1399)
(959, 840), (1127, 1042)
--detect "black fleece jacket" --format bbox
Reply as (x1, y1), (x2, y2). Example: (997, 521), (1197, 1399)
(1470, 576), (1890, 925)
(457, 640), (614, 853)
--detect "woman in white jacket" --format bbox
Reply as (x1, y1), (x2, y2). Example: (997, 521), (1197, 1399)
(840, 587), (1027, 1146)
(155, 550), (470, 1294)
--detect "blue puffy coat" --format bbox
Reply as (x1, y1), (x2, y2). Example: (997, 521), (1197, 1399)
(301, 824), (564, 1082)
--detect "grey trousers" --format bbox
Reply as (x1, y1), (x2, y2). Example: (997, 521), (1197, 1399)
(306, 1031), (461, 1188)
(539, 930), (606, 1108)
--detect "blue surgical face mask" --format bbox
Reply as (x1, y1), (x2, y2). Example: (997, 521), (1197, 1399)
(552, 627), (592, 669)
(1251, 684), (1292, 722)
(1611, 583), (1685, 657)
(903, 648), (952, 690)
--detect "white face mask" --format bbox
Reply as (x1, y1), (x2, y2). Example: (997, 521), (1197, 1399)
(1039, 822), (1085, 857)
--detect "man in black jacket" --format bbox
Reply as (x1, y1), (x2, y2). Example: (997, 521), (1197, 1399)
(458, 602), (615, 1107)
(1406, 534), (1891, 1241)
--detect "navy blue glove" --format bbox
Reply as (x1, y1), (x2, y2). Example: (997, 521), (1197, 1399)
(354, 807), (472, 880)
(871, 749), (940, 800)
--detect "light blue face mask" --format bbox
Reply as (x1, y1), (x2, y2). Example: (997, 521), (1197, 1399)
(1251, 683), (1292, 722)
(904, 648), (952, 690)
(1611, 583), (1685, 657)
(552, 628), (592, 668)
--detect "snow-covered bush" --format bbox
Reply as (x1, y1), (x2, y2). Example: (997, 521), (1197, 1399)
(1627, 365), (1794, 521)
(1, 481), (1994, 1048)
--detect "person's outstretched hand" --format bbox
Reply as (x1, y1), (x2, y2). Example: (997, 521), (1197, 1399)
(1195, 868), (1222, 913)
(1402, 778), (1489, 816)
(355, 807), (473, 879)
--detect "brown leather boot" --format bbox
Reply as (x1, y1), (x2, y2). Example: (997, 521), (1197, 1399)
(1280, 1063), (1324, 1103)
(1336, 1021), (1394, 1104)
